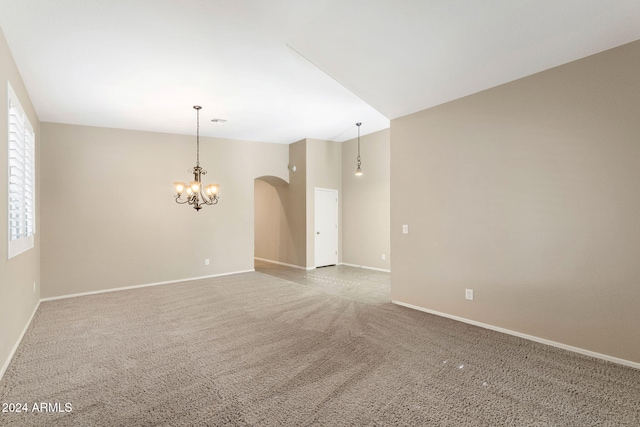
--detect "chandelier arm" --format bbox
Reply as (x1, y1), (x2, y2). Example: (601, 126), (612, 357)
(203, 196), (219, 206)
(198, 189), (208, 203)
(175, 194), (190, 204)
(198, 189), (219, 205)
(203, 194), (218, 205)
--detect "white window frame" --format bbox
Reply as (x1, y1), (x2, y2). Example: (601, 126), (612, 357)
(7, 82), (35, 259)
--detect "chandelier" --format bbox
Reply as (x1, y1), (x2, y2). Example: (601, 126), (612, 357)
(173, 105), (219, 211)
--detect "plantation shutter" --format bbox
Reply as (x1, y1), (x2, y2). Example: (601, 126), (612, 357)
(24, 120), (35, 236)
(7, 82), (35, 258)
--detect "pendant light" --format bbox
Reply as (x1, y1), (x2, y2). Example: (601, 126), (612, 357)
(355, 122), (363, 176)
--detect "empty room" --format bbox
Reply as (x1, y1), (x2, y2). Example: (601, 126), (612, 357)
(1, 1), (639, 425)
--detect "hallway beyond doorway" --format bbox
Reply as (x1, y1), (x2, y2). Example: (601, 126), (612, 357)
(254, 259), (390, 305)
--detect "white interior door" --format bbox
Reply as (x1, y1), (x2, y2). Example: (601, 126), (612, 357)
(315, 188), (338, 267)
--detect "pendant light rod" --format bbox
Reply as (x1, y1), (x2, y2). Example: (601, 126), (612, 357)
(356, 122), (361, 158)
(194, 105), (201, 167)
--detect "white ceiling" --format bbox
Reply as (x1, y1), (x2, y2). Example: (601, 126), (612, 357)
(1, 0), (640, 144)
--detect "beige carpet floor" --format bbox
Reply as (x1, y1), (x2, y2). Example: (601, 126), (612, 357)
(1, 263), (639, 426)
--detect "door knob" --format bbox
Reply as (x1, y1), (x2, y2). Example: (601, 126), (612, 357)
(316, 231), (320, 234)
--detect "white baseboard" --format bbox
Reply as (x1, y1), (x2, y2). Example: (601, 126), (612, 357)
(391, 300), (640, 370)
(1, 300), (40, 382)
(41, 269), (255, 302)
(341, 262), (391, 273)
(254, 257), (308, 270)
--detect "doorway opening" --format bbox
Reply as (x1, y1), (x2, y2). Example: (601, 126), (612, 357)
(254, 176), (304, 269)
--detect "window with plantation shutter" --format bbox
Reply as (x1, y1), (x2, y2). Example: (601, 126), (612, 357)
(7, 82), (35, 259)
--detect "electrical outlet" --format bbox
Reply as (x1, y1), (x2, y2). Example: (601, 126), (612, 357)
(381, 254), (386, 260)
(465, 289), (474, 301)
(205, 259), (210, 266)
(402, 225), (409, 234)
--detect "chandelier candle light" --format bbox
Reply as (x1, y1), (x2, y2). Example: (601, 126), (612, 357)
(173, 106), (220, 211)
(355, 122), (363, 176)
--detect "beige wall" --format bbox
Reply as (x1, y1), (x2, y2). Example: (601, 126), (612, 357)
(306, 139), (342, 268)
(284, 140), (308, 267)
(342, 128), (390, 271)
(287, 140), (307, 267)
(0, 28), (41, 377)
(391, 40), (640, 363)
(41, 123), (288, 298)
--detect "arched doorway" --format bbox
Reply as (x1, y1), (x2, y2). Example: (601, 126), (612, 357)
(254, 176), (305, 269)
